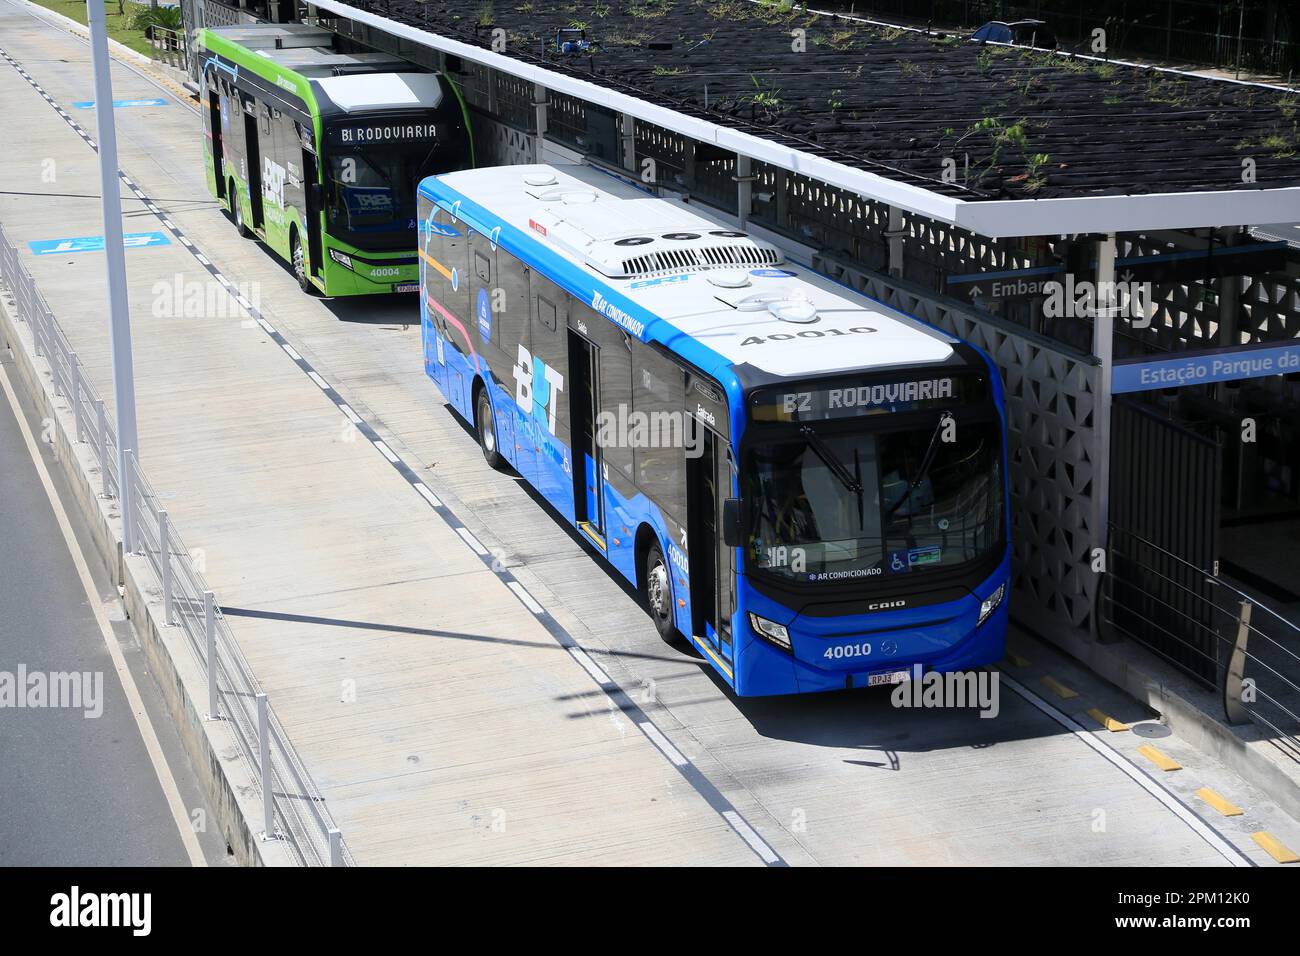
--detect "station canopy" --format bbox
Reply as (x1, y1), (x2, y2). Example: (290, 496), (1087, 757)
(309, 0), (1300, 237)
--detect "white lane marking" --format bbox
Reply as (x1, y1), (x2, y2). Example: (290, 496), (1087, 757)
(281, 343), (302, 362)
(722, 811), (780, 865)
(455, 527), (487, 555)
(639, 721), (688, 767)
(307, 371), (330, 391)
(0, 361), (206, 867)
(339, 404), (363, 425)
(195, 254), (210, 266)
(373, 440), (399, 463)
(507, 581), (545, 615)
(412, 482), (441, 508)
(256, 318), (275, 335)
(998, 671), (1252, 867)
(568, 646), (612, 686)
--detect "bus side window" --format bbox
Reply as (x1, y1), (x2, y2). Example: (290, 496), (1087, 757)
(494, 236), (529, 361)
(464, 228), (497, 361)
(528, 277), (569, 444)
(589, 309), (634, 484)
(632, 345), (687, 527)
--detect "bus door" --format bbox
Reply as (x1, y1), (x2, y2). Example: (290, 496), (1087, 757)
(567, 328), (604, 542)
(242, 99), (264, 230)
(687, 426), (733, 662)
(208, 87), (225, 200)
(299, 127), (322, 280)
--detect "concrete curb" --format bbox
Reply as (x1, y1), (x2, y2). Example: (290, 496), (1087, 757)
(0, 287), (294, 867)
(1017, 616), (1300, 824)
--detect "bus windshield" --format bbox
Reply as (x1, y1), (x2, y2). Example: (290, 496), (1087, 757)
(325, 142), (442, 250)
(744, 417), (1003, 584)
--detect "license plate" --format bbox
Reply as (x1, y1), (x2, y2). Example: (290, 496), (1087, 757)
(393, 282), (420, 293)
(867, 668), (912, 687)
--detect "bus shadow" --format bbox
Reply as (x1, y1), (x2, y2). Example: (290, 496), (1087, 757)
(319, 292), (418, 326)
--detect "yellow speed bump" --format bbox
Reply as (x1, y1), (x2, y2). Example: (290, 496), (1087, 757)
(1137, 744), (1182, 772)
(1195, 788), (1243, 817)
(1086, 707), (1130, 732)
(1251, 832), (1299, 864)
(1005, 651), (1030, 668)
(1039, 674), (1078, 699)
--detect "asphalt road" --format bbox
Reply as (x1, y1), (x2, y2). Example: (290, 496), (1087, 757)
(0, 350), (226, 866)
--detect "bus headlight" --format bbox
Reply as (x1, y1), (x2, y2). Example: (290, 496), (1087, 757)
(749, 613), (792, 652)
(328, 248), (354, 271)
(978, 583), (1006, 627)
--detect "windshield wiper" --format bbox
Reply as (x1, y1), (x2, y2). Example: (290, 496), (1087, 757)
(886, 411), (952, 522)
(799, 424), (865, 525)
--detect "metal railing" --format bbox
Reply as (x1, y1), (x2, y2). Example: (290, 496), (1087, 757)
(1102, 525), (1300, 761)
(146, 24), (188, 73)
(0, 223), (351, 866)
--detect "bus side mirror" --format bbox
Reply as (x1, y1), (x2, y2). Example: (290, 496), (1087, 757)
(721, 498), (742, 548)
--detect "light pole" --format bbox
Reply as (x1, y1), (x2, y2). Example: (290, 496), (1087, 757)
(86, 0), (140, 552)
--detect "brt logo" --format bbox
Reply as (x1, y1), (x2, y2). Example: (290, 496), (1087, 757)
(513, 344), (564, 435)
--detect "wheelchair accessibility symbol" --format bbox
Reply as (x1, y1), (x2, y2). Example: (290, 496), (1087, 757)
(889, 551), (910, 573)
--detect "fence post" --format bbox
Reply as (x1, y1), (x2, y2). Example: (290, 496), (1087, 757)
(204, 590), (219, 719)
(123, 449), (137, 554)
(257, 692), (276, 840)
(1224, 598), (1253, 726)
(95, 400), (110, 498)
(158, 509), (172, 625)
(70, 352), (83, 442)
(29, 277), (42, 358)
(94, 400), (110, 496)
(329, 828), (343, 866)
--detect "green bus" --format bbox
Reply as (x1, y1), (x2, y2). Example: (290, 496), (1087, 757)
(199, 24), (474, 296)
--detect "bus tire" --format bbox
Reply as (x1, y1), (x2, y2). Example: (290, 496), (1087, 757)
(475, 385), (505, 470)
(230, 179), (252, 238)
(290, 230), (313, 295)
(642, 542), (680, 645)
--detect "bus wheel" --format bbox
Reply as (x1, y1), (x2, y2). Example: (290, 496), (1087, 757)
(291, 232), (312, 294)
(475, 387), (504, 470)
(642, 543), (679, 644)
(230, 180), (251, 238)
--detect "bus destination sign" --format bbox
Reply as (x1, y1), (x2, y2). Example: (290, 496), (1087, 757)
(328, 122), (440, 146)
(753, 373), (987, 422)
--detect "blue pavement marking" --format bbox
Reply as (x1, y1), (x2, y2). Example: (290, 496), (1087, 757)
(71, 97), (168, 109)
(28, 232), (171, 255)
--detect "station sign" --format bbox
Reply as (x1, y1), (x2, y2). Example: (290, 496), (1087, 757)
(945, 265), (1061, 302)
(1112, 340), (1300, 393)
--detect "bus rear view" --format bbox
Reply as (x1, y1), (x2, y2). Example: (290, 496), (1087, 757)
(416, 164), (1010, 696)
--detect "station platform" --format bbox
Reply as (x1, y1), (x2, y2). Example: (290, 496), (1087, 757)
(2, 0), (1298, 865)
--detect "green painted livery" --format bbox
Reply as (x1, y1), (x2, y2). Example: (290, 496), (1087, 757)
(199, 24), (473, 296)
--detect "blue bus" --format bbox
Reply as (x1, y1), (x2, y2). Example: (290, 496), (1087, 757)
(417, 164), (1010, 696)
